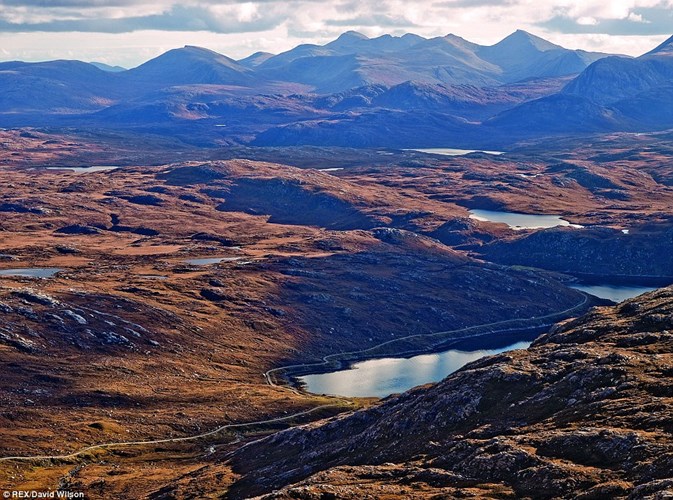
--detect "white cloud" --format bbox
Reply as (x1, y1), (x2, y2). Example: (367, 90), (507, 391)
(0, 0), (670, 66)
(542, 32), (668, 56)
(627, 11), (647, 21)
(554, 0), (662, 21)
(576, 16), (598, 25)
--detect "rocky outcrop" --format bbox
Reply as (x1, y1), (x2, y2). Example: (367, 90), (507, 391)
(478, 226), (673, 278)
(229, 287), (673, 499)
(157, 164), (228, 185)
(0, 202), (47, 214)
(55, 224), (101, 235)
(216, 178), (379, 230)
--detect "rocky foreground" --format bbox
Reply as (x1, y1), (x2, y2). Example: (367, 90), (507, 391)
(228, 288), (673, 499)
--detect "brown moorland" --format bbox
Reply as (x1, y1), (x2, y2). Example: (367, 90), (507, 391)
(0, 128), (672, 497)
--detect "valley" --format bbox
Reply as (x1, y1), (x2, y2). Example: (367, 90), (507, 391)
(1, 27), (673, 499)
(0, 126), (672, 497)
(230, 286), (673, 499)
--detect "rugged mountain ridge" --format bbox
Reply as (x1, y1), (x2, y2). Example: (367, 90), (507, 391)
(0, 30), (608, 124)
(1, 31), (672, 147)
(251, 29), (607, 91)
(643, 34), (673, 57)
(487, 36), (673, 137)
(228, 287), (673, 499)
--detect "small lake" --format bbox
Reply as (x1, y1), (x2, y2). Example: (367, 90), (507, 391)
(411, 148), (504, 156)
(0, 268), (61, 278)
(299, 340), (530, 398)
(570, 284), (656, 303)
(184, 257), (241, 265)
(42, 166), (118, 173)
(469, 209), (583, 230)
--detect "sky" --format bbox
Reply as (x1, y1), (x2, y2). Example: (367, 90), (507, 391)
(0, 0), (672, 67)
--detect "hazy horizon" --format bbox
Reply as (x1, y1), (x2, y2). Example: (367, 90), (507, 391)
(0, 28), (670, 70)
(0, 0), (671, 68)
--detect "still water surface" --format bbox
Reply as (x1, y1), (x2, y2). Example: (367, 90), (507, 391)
(570, 284), (656, 303)
(0, 268), (61, 278)
(411, 148), (504, 156)
(184, 257), (241, 265)
(43, 166), (119, 173)
(469, 209), (583, 230)
(299, 340), (530, 398)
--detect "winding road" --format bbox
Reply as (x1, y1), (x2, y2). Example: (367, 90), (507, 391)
(0, 291), (589, 463)
(0, 404), (342, 463)
(264, 292), (589, 386)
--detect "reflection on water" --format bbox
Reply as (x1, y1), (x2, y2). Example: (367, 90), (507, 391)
(570, 284), (656, 303)
(0, 268), (61, 278)
(184, 257), (241, 265)
(410, 148), (504, 156)
(299, 340), (531, 398)
(42, 166), (119, 173)
(469, 209), (583, 230)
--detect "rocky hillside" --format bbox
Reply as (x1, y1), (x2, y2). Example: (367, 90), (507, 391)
(229, 287), (673, 499)
(477, 225), (673, 279)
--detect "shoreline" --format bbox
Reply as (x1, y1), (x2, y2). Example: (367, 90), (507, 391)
(265, 291), (597, 392)
(288, 325), (548, 395)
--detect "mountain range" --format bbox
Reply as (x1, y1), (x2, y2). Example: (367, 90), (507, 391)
(1, 30), (672, 148)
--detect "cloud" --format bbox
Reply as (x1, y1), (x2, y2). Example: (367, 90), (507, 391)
(0, 0), (671, 66)
(326, 14), (417, 28)
(540, 7), (673, 35)
(1, 0), (671, 36)
(433, 0), (518, 7)
(577, 16), (599, 25)
(0, 3), (289, 33)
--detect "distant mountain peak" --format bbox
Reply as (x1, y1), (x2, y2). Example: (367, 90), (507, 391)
(442, 33), (480, 51)
(89, 61), (126, 72)
(326, 31), (370, 47)
(444, 33), (470, 42)
(127, 44), (253, 86)
(180, 45), (222, 55)
(248, 51), (273, 58)
(324, 30), (422, 55)
(495, 30), (561, 52)
(159, 45), (241, 64)
(238, 51), (275, 68)
(510, 29), (539, 38)
(323, 31), (371, 50)
(338, 30), (369, 41)
(643, 34), (673, 57)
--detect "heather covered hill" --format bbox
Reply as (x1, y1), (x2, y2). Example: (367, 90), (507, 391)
(1, 128), (673, 497)
(229, 287), (673, 499)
